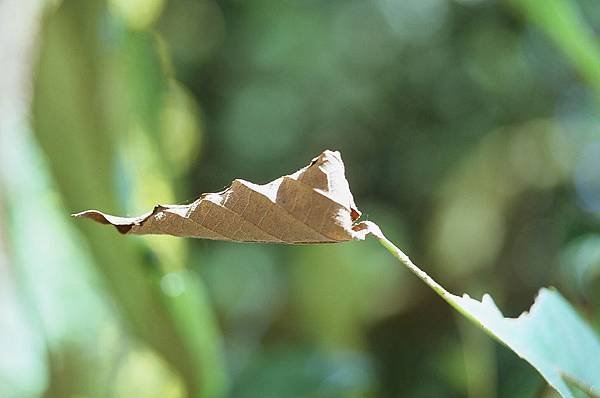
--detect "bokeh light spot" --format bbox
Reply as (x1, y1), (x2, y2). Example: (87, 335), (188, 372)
(161, 272), (186, 297)
(109, 0), (165, 30)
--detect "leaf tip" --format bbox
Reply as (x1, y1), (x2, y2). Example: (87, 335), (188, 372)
(71, 210), (134, 234)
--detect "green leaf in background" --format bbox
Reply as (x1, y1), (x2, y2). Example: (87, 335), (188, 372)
(231, 347), (373, 398)
(509, 0), (600, 103)
(378, 232), (600, 398)
(30, 1), (227, 396)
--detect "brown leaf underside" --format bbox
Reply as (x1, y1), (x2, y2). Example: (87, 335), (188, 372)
(73, 150), (377, 244)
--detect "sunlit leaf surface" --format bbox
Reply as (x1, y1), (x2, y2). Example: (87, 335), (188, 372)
(380, 235), (600, 398)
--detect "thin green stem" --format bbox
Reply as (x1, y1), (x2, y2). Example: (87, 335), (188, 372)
(376, 231), (517, 343)
(377, 235), (448, 299)
(375, 230), (600, 398)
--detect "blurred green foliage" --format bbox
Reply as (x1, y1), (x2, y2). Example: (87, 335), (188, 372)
(1, 0), (600, 397)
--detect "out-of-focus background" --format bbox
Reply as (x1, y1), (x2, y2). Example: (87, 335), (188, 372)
(1, 0), (600, 397)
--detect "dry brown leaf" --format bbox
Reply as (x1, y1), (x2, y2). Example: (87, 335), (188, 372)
(73, 150), (377, 244)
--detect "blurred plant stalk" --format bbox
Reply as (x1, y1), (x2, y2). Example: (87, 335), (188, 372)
(509, 0), (600, 103)
(1, 0), (229, 396)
